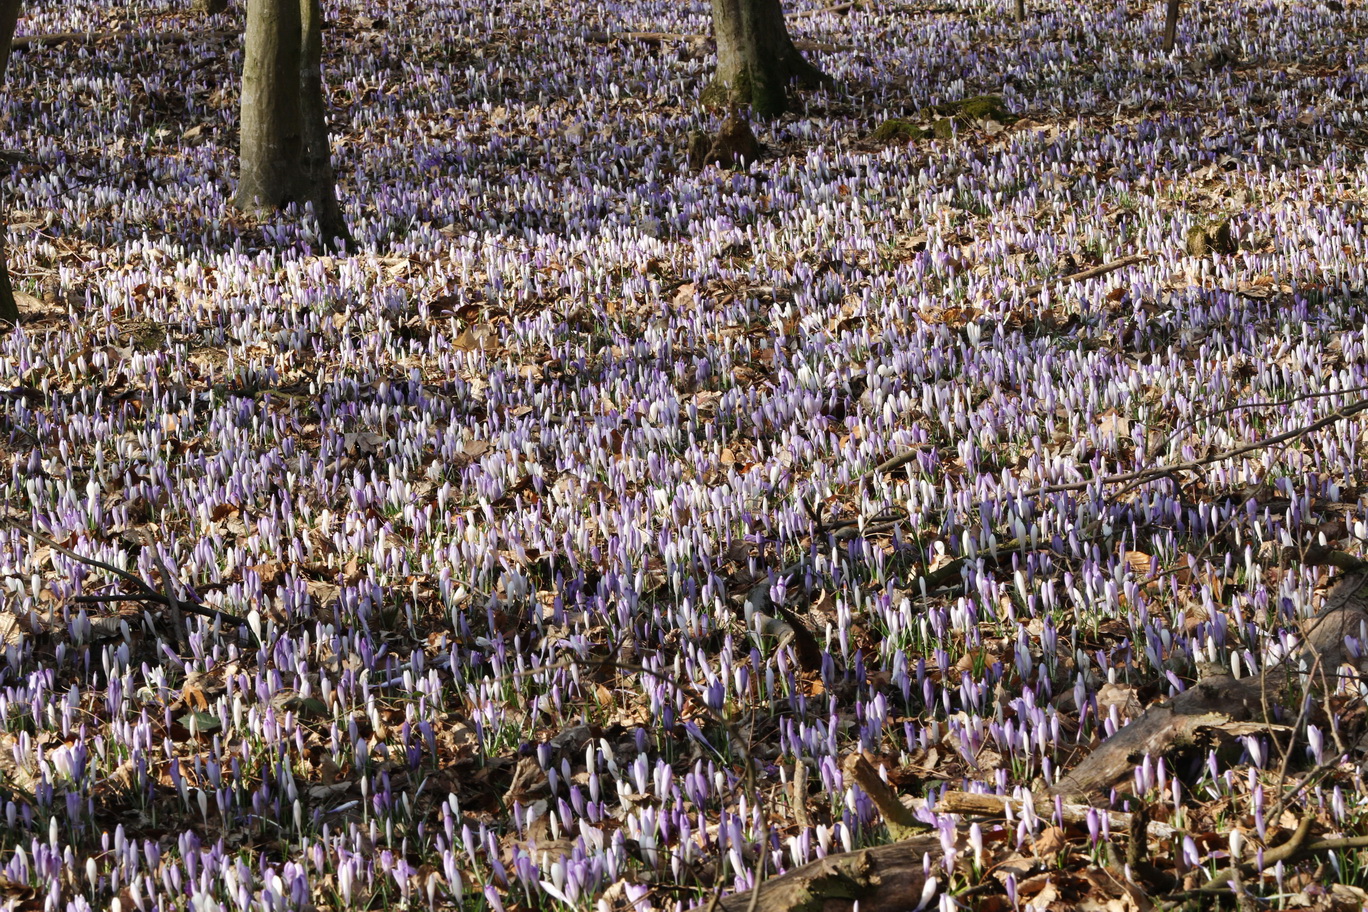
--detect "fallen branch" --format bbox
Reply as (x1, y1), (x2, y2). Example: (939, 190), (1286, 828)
(1144, 383), (1368, 463)
(1024, 397), (1368, 500)
(144, 530), (189, 653)
(1051, 568), (1368, 798)
(933, 790), (1180, 840)
(790, 1), (959, 15)
(0, 519), (247, 628)
(843, 754), (930, 839)
(865, 396), (1368, 501)
(618, 30), (700, 42)
(585, 30), (703, 44)
(12, 28), (237, 50)
(595, 30), (850, 54)
(790, 2), (858, 16)
(1196, 814), (1313, 894)
(1018, 253), (1149, 297)
(868, 446), (929, 477)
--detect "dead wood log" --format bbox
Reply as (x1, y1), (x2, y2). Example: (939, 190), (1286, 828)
(715, 835), (942, 912)
(1050, 569), (1368, 799)
(934, 790), (1180, 839)
(789, 2), (857, 16)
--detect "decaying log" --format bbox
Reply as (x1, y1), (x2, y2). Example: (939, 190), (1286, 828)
(1051, 569), (1368, 798)
(715, 835), (942, 912)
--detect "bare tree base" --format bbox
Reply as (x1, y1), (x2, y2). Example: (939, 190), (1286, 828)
(701, 57), (833, 115)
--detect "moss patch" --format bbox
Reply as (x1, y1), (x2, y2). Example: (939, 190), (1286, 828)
(922, 94), (1015, 131)
(873, 118), (928, 143)
(1186, 217), (1236, 256)
(932, 117), (960, 139)
(956, 94), (1013, 122)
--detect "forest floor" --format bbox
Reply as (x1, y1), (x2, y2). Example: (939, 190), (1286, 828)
(1, 0), (1368, 909)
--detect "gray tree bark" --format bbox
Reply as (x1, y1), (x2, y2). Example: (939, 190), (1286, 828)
(1161, 0), (1179, 52)
(298, 0), (346, 246)
(706, 0), (830, 118)
(236, 0), (350, 249)
(0, 0), (21, 328)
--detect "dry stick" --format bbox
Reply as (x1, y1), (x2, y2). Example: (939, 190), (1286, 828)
(1126, 803), (1149, 871)
(790, 1), (857, 16)
(843, 754), (930, 839)
(0, 519), (247, 626)
(1266, 762), (1337, 847)
(1036, 398), (1368, 497)
(1262, 574), (1362, 827)
(792, 761), (810, 830)
(1316, 656), (1352, 758)
(1017, 253), (1149, 297)
(868, 446), (929, 478)
(869, 397), (1368, 496)
(863, 327), (1368, 488)
(617, 30), (702, 42)
(1179, 828), (1368, 901)
(1262, 649), (1324, 828)
(145, 533), (189, 654)
(933, 790), (1180, 840)
(743, 713), (766, 912)
(1145, 382), (1368, 463)
(1196, 814), (1313, 893)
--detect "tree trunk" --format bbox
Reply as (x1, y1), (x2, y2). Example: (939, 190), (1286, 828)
(0, 0), (20, 328)
(298, 0), (349, 248)
(1014, 0), (1026, 22)
(707, 0), (830, 118)
(236, 0), (349, 249)
(1161, 0), (1179, 52)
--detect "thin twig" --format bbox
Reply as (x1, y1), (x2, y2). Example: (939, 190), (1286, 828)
(1, 519), (247, 626)
(743, 712), (766, 912)
(866, 397), (1368, 499)
(144, 531), (188, 654)
(1264, 650), (1324, 827)
(1029, 398), (1368, 497)
(845, 753), (931, 837)
(1146, 382), (1368, 462)
(1196, 814), (1313, 893)
(868, 447), (928, 478)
